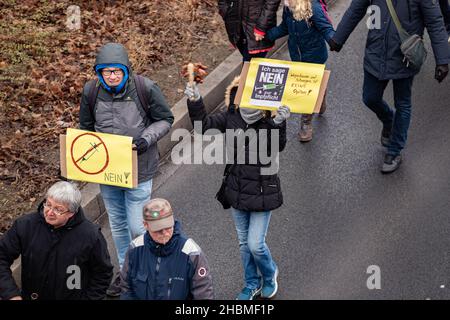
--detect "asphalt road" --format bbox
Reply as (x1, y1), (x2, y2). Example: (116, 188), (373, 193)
(104, 0), (450, 300)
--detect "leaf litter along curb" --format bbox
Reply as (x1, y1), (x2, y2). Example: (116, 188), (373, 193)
(0, 0), (232, 232)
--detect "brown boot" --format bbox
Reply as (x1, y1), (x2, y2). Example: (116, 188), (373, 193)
(298, 114), (313, 142)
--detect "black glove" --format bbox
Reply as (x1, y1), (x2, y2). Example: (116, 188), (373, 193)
(132, 138), (149, 155)
(435, 64), (449, 83)
(328, 38), (342, 52)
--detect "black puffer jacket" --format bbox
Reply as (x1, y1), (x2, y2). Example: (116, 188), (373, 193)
(187, 98), (286, 212)
(218, 0), (281, 53)
(0, 203), (113, 300)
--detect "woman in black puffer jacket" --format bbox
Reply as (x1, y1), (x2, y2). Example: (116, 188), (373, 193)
(218, 0), (281, 61)
(185, 77), (290, 300)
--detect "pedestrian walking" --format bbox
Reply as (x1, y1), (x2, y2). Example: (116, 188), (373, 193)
(184, 77), (290, 300)
(120, 198), (214, 300)
(329, 0), (450, 173)
(0, 181), (113, 300)
(266, 0), (335, 142)
(79, 42), (174, 295)
(218, 0), (281, 61)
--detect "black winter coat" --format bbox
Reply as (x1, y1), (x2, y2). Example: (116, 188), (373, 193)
(187, 98), (286, 212)
(218, 0), (281, 53)
(0, 203), (113, 300)
(333, 0), (450, 80)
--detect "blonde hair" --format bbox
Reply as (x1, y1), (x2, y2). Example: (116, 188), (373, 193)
(287, 0), (313, 22)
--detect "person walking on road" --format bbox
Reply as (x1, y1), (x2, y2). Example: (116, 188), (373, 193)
(0, 181), (113, 300)
(218, 0), (281, 61)
(79, 42), (174, 296)
(329, 0), (450, 173)
(120, 198), (214, 300)
(266, 0), (335, 142)
(184, 77), (290, 300)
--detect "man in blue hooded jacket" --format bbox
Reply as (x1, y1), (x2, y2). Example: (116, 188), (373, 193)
(329, 0), (450, 173)
(79, 43), (174, 296)
(120, 198), (214, 300)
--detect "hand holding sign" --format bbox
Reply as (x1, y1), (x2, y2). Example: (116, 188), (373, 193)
(238, 58), (329, 114)
(273, 105), (291, 125)
(132, 138), (149, 155)
(184, 82), (201, 101)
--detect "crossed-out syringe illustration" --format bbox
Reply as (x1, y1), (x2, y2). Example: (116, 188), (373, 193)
(70, 132), (109, 175)
(75, 141), (105, 164)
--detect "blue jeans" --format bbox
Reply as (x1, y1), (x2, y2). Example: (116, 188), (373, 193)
(362, 70), (414, 156)
(231, 208), (277, 290)
(100, 180), (152, 268)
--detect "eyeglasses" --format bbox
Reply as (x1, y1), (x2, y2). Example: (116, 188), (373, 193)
(43, 201), (70, 215)
(101, 69), (123, 77)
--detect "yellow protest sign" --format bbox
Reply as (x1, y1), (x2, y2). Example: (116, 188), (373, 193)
(240, 58), (326, 114)
(62, 128), (136, 188)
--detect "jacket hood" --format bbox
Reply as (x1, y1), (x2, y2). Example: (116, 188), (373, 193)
(37, 200), (86, 230)
(94, 43), (132, 70)
(225, 76), (240, 109)
(94, 43), (132, 93)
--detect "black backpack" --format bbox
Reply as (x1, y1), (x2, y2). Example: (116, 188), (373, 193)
(85, 74), (152, 121)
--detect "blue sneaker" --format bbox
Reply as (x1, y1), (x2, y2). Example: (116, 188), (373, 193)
(261, 268), (278, 299)
(236, 287), (262, 300)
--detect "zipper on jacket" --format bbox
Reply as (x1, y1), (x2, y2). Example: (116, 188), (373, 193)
(167, 277), (172, 299)
(153, 256), (161, 298)
(155, 257), (161, 273)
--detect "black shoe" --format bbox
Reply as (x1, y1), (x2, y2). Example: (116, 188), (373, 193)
(381, 154), (402, 174)
(381, 126), (391, 147)
(106, 272), (122, 297)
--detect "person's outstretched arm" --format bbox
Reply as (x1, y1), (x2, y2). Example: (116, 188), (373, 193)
(332, 0), (371, 49)
(421, 0), (450, 69)
(311, 0), (336, 43)
(185, 83), (228, 134)
(255, 0), (282, 35)
(266, 7), (289, 41)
